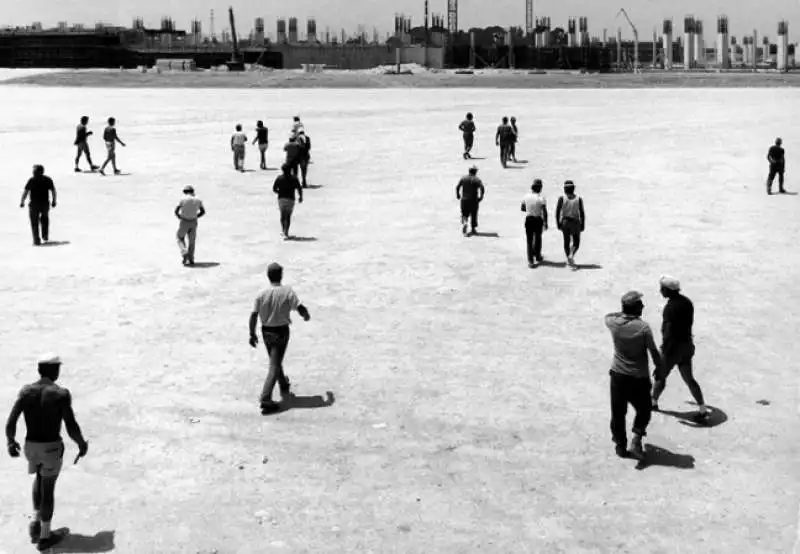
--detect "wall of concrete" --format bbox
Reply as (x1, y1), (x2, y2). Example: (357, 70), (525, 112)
(399, 45), (444, 68)
(271, 43), (444, 69)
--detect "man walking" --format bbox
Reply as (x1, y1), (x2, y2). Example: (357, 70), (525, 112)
(605, 292), (663, 460)
(555, 181), (585, 267)
(231, 124), (248, 172)
(273, 163), (304, 239)
(651, 276), (711, 422)
(174, 185), (206, 266)
(766, 137), (786, 194)
(249, 263), (311, 414)
(253, 120), (269, 170)
(456, 165), (485, 236)
(458, 112), (476, 159)
(295, 130), (311, 187)
(19, 165), (56, 246)
(509, 116), (519, 163)
(99, 117), (126, 176)
(74, 116), (98, 173)
(5, 354), (89, 551)
(284, 135), (302, 179)
(521, 179), (548, 267)
(495, 116), (514, 168)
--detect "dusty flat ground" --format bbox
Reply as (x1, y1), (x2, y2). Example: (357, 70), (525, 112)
(0, 86), (798, 554)
(3, 67), (800, 88)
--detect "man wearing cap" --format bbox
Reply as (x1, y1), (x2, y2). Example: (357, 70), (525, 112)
(555, 181), (585, 267)
(5, 354), (89, 551)
(766, 137), (786, 194)
(651, 276), (710, 421)
(273, 164), (304, 240)
(456, 166), (485, 236)
(249, 263), (312, 414)
(19, 165), (57, 246)
(458, 112), (476, 159)
(604, 291), (663, 460)
(521, 179), (548, 267)
(174, 185), (206, 266)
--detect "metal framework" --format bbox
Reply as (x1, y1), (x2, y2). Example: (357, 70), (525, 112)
(526, 0), (533, 36)
(447, 0), (458, 35)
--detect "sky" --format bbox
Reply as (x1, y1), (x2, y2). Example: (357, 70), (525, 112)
(4, 0), (799, 40)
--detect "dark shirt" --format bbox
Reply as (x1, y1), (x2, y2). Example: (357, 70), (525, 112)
(273, 174), (302, 200)
(284, 141), (301, 163)
(256, 127), (268, 144)
(13, 380), (72, 443)
(605, 313), (658, 379)
(510, 122), (518, 142)
(496, 123), (514, 144)
(662, 294), (694, 351)
(456, 175), (485, 202)
(75, 124), (88, 145)
(25, 175), (55, 206)
(768, 145), (785, 167)
(103, 126), (117, 142)
(459, 120), (476, 135)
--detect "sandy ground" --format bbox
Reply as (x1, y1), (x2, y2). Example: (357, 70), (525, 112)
(0, 86), (798, 554)
(3, 67), (800, 88)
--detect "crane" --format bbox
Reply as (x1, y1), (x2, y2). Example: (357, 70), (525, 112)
(615, 8), (639, 72)
(226, 6), (245, 71)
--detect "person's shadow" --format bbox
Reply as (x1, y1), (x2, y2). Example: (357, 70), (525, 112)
(277, 391), (335, 413)
(635, 445), (695, 471)
(658, 403), (728, 429)
(50, 529), (116, 552)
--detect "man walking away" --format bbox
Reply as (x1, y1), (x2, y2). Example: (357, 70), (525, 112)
(459, 112), (476, 159)
(509, 116), (519, 163)
(284, 135), (302, 179)
(766, 137), (786, 194)
(291, 116), (304, 138)
(521, 179), (548, 268)
(249, 263), (311, 414)
(231, 124), (247, 172)
(20, 165), (56, 246)
(605, 292), (663, 460)
(99, 117), (126, 176)
(651, 276), (710, 422)
(74, 116), (98, 173)
(253, 120), (269, 170)
(174, 185), (205, 266)
(456, 165), (485, 236)
(273, 164), (304, 240)
(556, 181), (585, 267)
(296, 131), (311, 187)
(5, 354), (89, 551)
(495, 116), (514, 168)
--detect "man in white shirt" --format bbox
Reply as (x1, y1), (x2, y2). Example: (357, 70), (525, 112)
(520, 179), (548, 268)
(230, 124), (248, 172)
(249, 263), (311, 414)
(174, 185), (205, 266)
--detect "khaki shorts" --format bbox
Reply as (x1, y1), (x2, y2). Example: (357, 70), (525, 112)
(278, 198), (295, 217)
(25, 441), (64, 478)
(105, 141), (115, 153)
(258, 143), (268, 153)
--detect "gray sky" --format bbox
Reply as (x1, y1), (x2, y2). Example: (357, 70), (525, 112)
(4, 0), (798, 40)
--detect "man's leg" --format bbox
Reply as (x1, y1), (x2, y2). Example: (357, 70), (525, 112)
(609, 372), (629, 455)
(30, 472), (42, 542)
(176, 223), (189, 263)
(767, 168), (776, 194)
(260, 329), (289, 409)
(629, 377), (653, 459)
(778, 169), (785, 192)
(460, 201), (469, 235)
(28, 207), (41, 245)
(85, 146), (96, 169)
(284, 203), (294, 237)
(562, 229), (571, 259)
(300, 160), (308, 187)
(571, 230), (581, 258)
(186, 223), (197, 264)
(525, 218), (535, 265)
(260, 147), (267, 169)
(532, 217), (544, 261)
(74, 146), (82, 169)
(470, 201), (479, 232)
(40, 209), (49, 242)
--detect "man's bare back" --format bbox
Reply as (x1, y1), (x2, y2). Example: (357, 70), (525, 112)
(16, 380), (73, 443)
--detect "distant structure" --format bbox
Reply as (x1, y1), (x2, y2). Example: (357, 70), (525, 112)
(662, 19), (673, 69)
(307, 18), (317, 43)
(288, 17), (298, 43)
(210, 9), (215, 40)
(717, 16), (729, 68)
(578, 17), (588, 47)
(189, 19), (202, 46)
(762, 35), (770, 64)
(525, 0), (533, 36)
(567, 18), (576, 47)
(683, 16), (694, 68)
(447, 0), (457, 35)
(694, 20), (704, 66)
(277, 18), (286, 43)
(254, 18), (264, 45)
(777, 20), (788, 70)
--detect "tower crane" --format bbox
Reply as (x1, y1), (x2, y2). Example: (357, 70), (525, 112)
(615, 8), (640, 72)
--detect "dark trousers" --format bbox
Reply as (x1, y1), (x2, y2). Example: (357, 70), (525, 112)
(561, 219), (581, 257)
(767, 165), (785, 191)
(260, 325), (291, 405)
(460, 199), (479, 230)
(609, 370), (652, 446)
(29, 205), (49, 244)
(463, 134), (474, 153)
(525, 216), (543, 263)
(499, 143), (511, 165)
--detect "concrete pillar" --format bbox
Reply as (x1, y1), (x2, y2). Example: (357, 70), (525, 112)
(762, 36), (770, 63)
(717, 16), (729, 68)
(567, 18), (576, 47)
(254, 18), (265, 46)
(683, 17), (694, 68)
(507, 30), (515, 68)
(777, 21), (789, 71)
(663, 19), (673, 69)
(753, 29), (758, 68)
(652, 29), (658, 67)
(617, 28), (623, 66)
(694, 21), (704, 66)
(469, 31), (476, 67)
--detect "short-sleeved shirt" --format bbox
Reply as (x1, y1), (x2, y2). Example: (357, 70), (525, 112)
(232, 132), (247, 147)
(177, 196), (204, 220)
(15, 380), (71, 443)
(253, 284), (300, 327)
(25, 175), (55, 206)
(662, 294), (694, 350)
(284, 141), (301, 162)
(75, 124), (88, 144)
(459, 120), (476, 135)
(768, 145), (785, 167)
(457, 175), (484, 201)
(605, 312), (657, 379)
(522, 192), (546, 218)
(256, 127), (268, 144)
(497, 124), (514, 143)
(103, 126), (117, 143)
(273, 174), (302, 200)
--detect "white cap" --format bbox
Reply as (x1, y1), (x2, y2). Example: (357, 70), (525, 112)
(37, 353), (61, 365)
(659, 275), (680, 291)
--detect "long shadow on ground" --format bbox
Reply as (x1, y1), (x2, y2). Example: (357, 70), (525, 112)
(40, 241), (71, 247)
(287, 236), (317, 242)
(186, 262), (220, 269)
(470, 231), (499, 238)
(658, 403), (728, 429)
(51, 529), (116, 552)
(268, 391), (335, 415)
(635, 445), (695, 471)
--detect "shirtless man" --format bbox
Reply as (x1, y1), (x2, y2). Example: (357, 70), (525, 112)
(74, 116), (98, 173)
(5, 354), (89, 551)
(99, 117), (126, 176)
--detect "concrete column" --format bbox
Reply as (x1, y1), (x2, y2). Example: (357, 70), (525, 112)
(469, 31), (476, 67)
(752, 29), (758, 68)
(777, 21), (789, 71)
(694, 21), (704, 66)
(617, 28), (623, 66)
(717, 16), (729, 68)
(683, 17), (694, 68)
(663, 20), (673, 69)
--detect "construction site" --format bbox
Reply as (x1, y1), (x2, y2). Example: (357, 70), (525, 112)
(0, 1), (795, 72)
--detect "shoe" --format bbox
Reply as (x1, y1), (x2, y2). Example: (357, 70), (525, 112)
(37, 530), (67, 551)
(98, 169), (105, 176)
(567, 256), (574, 266)
(692, 411), (711, 424)
(767, 190), (772, 195)
(74, 167), (81, 173)
(260, 401), (281, 415)
(33, 240), (41, 246)
(528, 261), (535, 268)
(536, 256), (543, 262)
(29, 521), (40, 543)
(461, 222), (467, 235)
(90, 165), (99, 172)
(615, 445), (629, 458)
(114, 169), (121, 175)
(188, 258), (195, 266)
(779, 189), (786, 193)
(629, 436), (645, 460)
(651, 401), (660, 412)
(181, 255), (188, 266)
